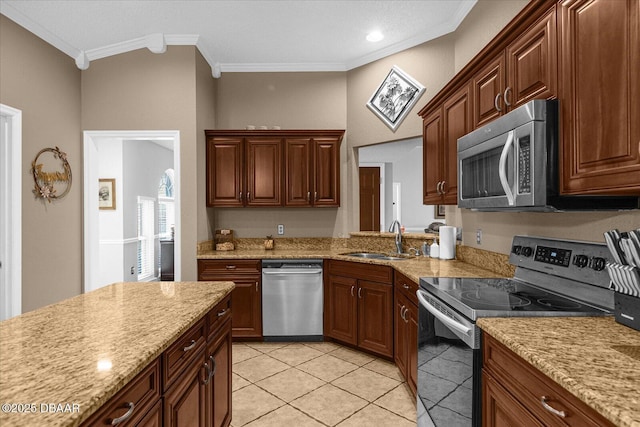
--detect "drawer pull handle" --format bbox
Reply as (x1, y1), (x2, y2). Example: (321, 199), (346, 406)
(183, 339), (196, 352)
(403, 283), (410, 289)
(351, 285), (355, 297)
(358, 287), (362, 299)
(541, 396), (566, 418)
(111, 402), (135, 425)
(217, 309), (227, 317)
(202, 361), (212, 385)
(225, 265), (237, 270)
(210, 355), (217, 377)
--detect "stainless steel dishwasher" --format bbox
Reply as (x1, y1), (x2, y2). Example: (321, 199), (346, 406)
(262, 259), (323, 341)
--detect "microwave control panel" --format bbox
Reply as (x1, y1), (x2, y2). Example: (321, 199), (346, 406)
(518, 135), (531, 194)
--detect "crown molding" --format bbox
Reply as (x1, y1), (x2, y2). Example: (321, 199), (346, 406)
(219, 63), (348, 73)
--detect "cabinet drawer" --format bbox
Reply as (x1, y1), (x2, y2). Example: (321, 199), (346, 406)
(81, 359), (161, 426)
(328, 260), (392, 284)
(394, 271), (418, 303)
(483, 334), (613, 426)
(163, 317), (207, 390)
(207, 295), (232, 340)
(198, 259), (261, 279)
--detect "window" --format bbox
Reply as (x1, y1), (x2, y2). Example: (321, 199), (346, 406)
(137, 196), (155, 280)
(158, 169), (175, 240)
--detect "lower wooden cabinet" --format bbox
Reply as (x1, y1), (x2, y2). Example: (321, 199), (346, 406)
(198, 259), (262, 339)
(393, 271), (418, 396)
(324, 260), (394, 358)
(483, 333), (613, 427)
(82, 296), (232, 427)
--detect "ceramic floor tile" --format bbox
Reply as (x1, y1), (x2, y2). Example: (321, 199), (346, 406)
(256, 368), (325, 402)
(243, 404), (325, 427)
(245, 342), (289, 353)
(290, 384), (368, 426)
(268, 344), (324, 366)
(363, 358), (405, 381)
(231, 384), (285, 426)
(233, 343), (262, 364)
(302, 341), (342, 353)
(232, 372), (251, 392)
(374, 384), (417, 421)
(336, 403), (416, 427)
(332, 367), (401, 402)
(233, 354), (290, 383)
(329, 346), (376, 366)
(297, 354), (359, 382)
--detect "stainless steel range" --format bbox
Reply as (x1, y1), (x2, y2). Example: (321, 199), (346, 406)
(416, 235), (614, 427)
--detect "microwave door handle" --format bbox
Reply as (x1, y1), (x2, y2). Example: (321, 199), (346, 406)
(417, 290), (471, 336)
(499, 130), (515, 206)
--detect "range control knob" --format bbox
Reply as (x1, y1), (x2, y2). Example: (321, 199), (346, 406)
(521, 246), (533, 257)
(512, 245), (522, 255)
(590, 257), (606, 271)
(573, 254), (589, 268)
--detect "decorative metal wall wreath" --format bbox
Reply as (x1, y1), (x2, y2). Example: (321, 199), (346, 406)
(31, 146), (72, 202)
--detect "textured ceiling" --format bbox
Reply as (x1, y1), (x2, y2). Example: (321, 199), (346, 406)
(0, 0), (476, 74)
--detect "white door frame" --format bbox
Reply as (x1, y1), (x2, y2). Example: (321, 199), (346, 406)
(83, 130), (181, 293)
(0, 104), (22, 320)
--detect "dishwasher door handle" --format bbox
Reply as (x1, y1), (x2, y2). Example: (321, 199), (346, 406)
(262, 270), (323, 275)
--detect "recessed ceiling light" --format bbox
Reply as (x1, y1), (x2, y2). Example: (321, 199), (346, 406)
(366, 31), (384, 42)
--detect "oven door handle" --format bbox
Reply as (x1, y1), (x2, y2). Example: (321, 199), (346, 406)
(498, 130), (515, 206)
(417, 290), (471, 336)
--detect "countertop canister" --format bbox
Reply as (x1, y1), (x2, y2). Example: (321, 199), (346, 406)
(439, 226), (456, 259)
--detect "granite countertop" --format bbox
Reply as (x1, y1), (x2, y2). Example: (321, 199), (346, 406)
(478, 317), (640, 427)
(197, 247), (506, 282)
(0, 281), (235, 427)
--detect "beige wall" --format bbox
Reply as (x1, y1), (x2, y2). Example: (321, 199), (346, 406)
(212, 72), (349, 237)
(0, 16), (82, 312)
(81, 46), (200, 280)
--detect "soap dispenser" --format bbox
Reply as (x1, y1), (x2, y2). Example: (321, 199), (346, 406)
(430, 239), (440, 258)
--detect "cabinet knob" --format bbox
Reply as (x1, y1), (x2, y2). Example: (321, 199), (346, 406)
(494, 93), (503, 112)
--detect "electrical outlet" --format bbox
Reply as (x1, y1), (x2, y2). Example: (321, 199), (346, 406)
(277, 224), (284, 235)
(476, 229), (482, 245)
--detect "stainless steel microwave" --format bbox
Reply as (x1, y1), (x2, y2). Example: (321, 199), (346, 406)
(457, 99), (638, 211)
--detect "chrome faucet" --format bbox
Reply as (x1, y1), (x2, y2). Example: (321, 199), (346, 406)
(389, 220), (403, 254)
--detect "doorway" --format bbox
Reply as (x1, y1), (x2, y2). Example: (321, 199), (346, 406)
(0, 104), (22, 320)
(359, 167), (381, 231)
(83, 130), (181, 293)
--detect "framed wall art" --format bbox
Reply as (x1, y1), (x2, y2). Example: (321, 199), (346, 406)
(98, 178), (116, 210)
(435, 204), (445, 219)
(366, 65), (425, 131)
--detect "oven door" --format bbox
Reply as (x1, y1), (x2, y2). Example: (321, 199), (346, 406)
(417, 290), (482, 427)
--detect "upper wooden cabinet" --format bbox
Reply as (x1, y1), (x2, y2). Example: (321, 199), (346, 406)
(559, 0), (640, 195)
(284, 134), (342, 207)
(472, 5), (557, 128)
(422, 83), (471, 205)
(206, 130), (344, 207)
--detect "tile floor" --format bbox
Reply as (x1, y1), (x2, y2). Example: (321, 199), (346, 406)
(232, 341), (417, 426)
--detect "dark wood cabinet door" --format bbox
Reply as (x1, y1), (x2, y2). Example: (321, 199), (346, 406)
(483, 371), (544, 427)
(357, 280), (393, 358)
(559, 0), (640, 195)
(135, 401), (163, 427)
(472, 55), (506, 128)
(325, 275), (357, 345)
(422, 108), (443, 204)
(164, 357), (206, 427)
(506, 6), (557, 108)
(206, 137), (244, 207)
(207, 321), (232, 427)
(230, 279), (262, 339)
(313, 137), (341, 206)
(393, 290), (408, 378)
(442, 84), (471, 205)
(284, 138), (313, 206)
(245, 138), (282, 206)
(406, 302), (418, 396)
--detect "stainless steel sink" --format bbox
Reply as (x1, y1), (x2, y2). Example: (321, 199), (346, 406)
(342, 252), (409, 261)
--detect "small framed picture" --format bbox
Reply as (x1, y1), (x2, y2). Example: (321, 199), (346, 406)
(99, 178), (116, 210)
(366, 65), (425, 131)
(435, 205), (445, 219)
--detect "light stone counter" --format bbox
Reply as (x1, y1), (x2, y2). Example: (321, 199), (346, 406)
(0, 281), (235, 427)
(478, 317), (640, 427)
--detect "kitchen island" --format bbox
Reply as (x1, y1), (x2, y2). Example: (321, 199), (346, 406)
(478, 316), (640, 427)
(0, 280), (235, 427)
